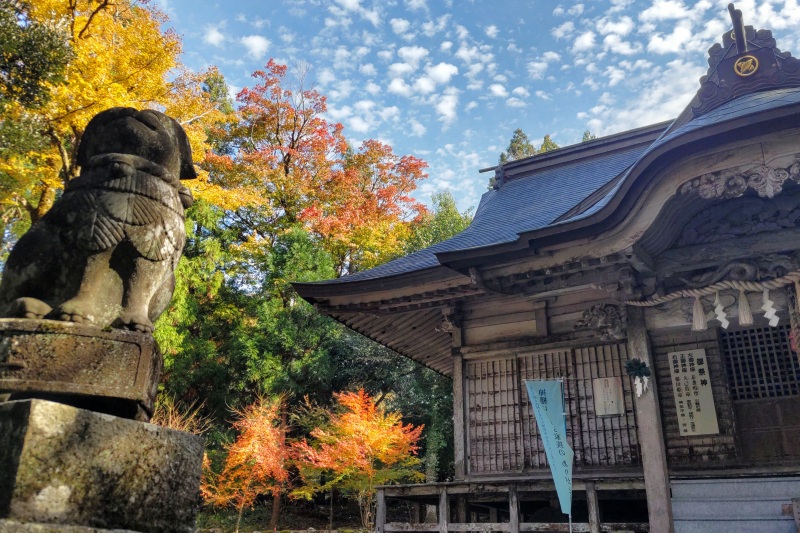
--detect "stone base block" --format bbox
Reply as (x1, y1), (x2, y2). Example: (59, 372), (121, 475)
(0, 400), (202, 533)
(0, 319), (161, 419)
(0, 518), (137, 532)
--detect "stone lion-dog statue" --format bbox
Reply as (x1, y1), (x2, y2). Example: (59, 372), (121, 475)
(0, 107), (195, 333)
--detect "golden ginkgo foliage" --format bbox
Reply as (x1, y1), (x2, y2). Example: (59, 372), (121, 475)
(1, 0), (229, 234)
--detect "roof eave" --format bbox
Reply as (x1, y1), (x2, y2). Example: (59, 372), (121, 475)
(436, 99), (800, 271)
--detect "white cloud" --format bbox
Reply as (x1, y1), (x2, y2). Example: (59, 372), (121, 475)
(426, 62), (459, 83)
(410, 119), (427, 136)
(568, 4), (584, 15)
(489, 83), (508, 97)
(241, 35), (270, 59)
(597, 16), (634, 36)
(388, 78), (413, 97)
(390, 18), (411, 34)
(572, 31), (596, 53)
(603, 34), (641, 55)
(360, 63), (377, 76)
(542, 51), (561, 62)
(317, 68), (336, 85)
(406, 0), (427, 10)
(422, 15), (450, 37)
(413, 76), (437, 94)
(640, 0), (691, 22)
(434, 87), (460, 125)
(465, 101), (478, 111)
(389, 62), (415, 77)
(204, 25), (226, 47)
(604, 65), (626, 86)
(485, 25), (499, 38)
(527, 51), (560, 80)
(506, 97), (526, 107)
(552, 21), (574, 40)
(336, 0), (361, 10)
(365, 81), (381, 95)
(398, 45), (430, 67)
(535, 90), (551, 100)
(440, 41), (453, 52)
(647, 22), (692, 54)
(512, 86), (530, 97)
(349, 116), (371, 133)
(579, 58), (705, 134)
(377, 50), (393, 62)
(279, 27), (295, 43)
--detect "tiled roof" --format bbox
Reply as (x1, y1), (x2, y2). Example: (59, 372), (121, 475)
(312, 86), (800, 286)
(556, 86), (800, 226)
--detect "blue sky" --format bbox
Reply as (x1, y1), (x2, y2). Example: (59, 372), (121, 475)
(154, 0), (800, 212)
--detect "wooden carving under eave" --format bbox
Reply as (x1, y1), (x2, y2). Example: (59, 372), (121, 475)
(575, 303), (627, 341)
(679, 159), (800, 200)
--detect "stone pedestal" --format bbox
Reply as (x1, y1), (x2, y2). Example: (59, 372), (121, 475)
(0, 399), (203, 533)
(0, 319), (161, 419)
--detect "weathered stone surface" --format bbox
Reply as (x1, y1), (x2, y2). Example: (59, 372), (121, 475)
(0, 107), (196, 334)
(0, 400), (202, 533)
(0, 519), (137, 532)
(0, 320), (160, 418)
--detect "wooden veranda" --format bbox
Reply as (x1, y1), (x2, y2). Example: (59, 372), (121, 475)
(376, 477), (649, 533)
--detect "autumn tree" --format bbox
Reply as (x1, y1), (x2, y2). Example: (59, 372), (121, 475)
(0, 0), (226, 243)
(202, 397), (289, 533)
(203, 60), (427, 275)
(293, 389), (424, 529)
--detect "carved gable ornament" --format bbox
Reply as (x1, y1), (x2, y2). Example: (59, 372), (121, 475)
(690, 5), (800, 117)
(679, 160), (800, 200)
(575, 304), (627, 341)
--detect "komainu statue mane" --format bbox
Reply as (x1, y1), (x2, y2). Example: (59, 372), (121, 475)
(0, 107), (195, 333)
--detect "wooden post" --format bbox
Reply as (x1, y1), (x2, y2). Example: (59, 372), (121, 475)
(586, 482), (600, 533)
(376, 488), (386, 533)
(626, 306), (674, 533)
(792, 498), (800, 533)
(439, 487), (449, 533)
(456, 495), (468, 523)
(410, 502), (423, 524)
(509, 486), (519, 533)
(453, 352), (466, 479)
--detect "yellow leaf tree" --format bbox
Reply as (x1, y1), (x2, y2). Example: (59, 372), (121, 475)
(2, 0), (228, 233)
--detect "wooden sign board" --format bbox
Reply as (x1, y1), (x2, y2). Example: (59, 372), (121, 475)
(592, 377), (624, 416)
(668, 348), (720, 436)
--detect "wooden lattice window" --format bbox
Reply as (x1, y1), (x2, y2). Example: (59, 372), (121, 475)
(721, 324), (800, 401)
(465, 344), (640, 475)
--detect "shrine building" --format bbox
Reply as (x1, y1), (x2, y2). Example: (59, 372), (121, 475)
(295, 9), (800, 533)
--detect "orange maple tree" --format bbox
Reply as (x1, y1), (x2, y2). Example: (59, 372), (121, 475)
(201, 397), (289, 533)
(292, 389), (424, 528)
(202, 60), (428, 274)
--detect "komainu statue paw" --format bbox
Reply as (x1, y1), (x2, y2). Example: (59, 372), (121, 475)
(9, 297), (53, 319)
(47, 301), (95, 325)
(112, 313), (154, 334)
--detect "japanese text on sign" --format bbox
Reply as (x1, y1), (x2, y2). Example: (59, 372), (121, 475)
(668, 348), (719, 436)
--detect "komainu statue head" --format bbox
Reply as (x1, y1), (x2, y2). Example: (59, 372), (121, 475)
(0, 107), (196, 333)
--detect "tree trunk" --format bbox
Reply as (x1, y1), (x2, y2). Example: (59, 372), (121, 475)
(329, 489), (334, 531)
(235, 503), (245, 533)
(269, 492), (281, 530)
(268, 407), (289, 530)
